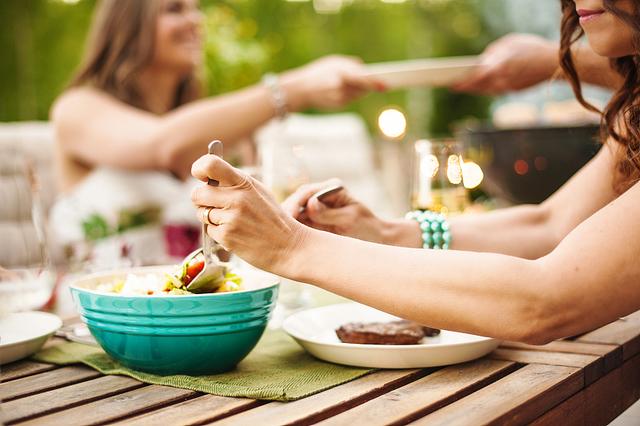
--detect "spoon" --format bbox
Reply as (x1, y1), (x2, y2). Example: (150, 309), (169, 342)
(184, 140), (228, 293)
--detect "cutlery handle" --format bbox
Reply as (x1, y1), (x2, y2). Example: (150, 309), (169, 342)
(204, 141), (223, 254)
(207, 140), (223, 187)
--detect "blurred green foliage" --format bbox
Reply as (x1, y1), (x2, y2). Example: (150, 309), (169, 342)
(0, 0), (506, 135)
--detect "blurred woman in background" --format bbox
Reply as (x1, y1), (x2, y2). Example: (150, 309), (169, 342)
(50, 0), (379, 267)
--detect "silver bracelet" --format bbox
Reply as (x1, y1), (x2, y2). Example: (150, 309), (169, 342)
(262, 73), (288, 120)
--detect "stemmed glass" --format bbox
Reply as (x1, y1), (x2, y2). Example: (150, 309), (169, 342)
(0, 151), (56, 314)
(411, 138), (469, 214)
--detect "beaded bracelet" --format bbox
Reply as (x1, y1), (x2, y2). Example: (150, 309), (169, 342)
(405, 210), (451, 250)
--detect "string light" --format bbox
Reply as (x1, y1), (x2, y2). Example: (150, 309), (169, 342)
(462, 161), (484, 189)
(446, 155), (463, 185)
(378, 108), (407, 139)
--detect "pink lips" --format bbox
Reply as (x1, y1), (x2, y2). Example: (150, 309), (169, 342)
(577, 8), (605, 23)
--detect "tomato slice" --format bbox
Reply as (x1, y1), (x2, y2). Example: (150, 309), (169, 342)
(185, 260), (205, 284)
(183, 274), (192, 286)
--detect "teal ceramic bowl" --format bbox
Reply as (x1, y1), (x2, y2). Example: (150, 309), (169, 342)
(70, 266), (279, 375)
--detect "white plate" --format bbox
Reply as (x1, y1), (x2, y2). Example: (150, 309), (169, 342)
(283, 303), (499, 369)
(0, 311), (62, 365)
(365, 56), (480, 89)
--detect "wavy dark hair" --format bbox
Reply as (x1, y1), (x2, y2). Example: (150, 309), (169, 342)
(560, 0), (640, 191)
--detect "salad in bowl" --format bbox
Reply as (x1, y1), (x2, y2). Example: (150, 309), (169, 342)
(70, 259), (279, 375)
(96, 254), (242, 296)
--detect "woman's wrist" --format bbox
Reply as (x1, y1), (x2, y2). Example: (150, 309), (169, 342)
(405, 211), (452, 249)
(278, 71), (308, 112)
(379, 219), (422, 248)
(276, 222), (316, 279)
(524, 37), (559, 82)
(262, 73), (289, 119)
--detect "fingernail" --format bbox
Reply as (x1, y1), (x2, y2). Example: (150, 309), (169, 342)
(311, 198), (325, 212)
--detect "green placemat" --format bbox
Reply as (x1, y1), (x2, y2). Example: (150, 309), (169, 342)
(33, 330), (373, 401)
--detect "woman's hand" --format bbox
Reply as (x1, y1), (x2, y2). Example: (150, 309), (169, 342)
(282, 180), (422, 247)
(452, 33), (558, 95)
(280, 55), (386, 111)
(282, 180), (382, 242)
(191, 155), (309, 274)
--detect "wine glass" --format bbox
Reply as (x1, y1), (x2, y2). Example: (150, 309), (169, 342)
(0, 151), (56, 314)
(260, 139), (310, 202)
(411, 138), (469, 214)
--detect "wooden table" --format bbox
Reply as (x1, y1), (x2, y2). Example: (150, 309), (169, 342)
(3, 312), (640, 426)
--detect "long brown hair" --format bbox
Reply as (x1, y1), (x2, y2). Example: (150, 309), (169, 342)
(560, 0), (640, 191)
(69, 0), (201, 111)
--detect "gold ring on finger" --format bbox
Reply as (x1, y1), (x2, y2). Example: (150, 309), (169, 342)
(207, 206), (218, 226)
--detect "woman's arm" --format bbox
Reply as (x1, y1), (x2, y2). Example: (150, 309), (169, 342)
(448, 144), (618, 258)
(52, 56), (380, 178)
(453, 33), (622, 94)
(284, 144), (618, 259)
(285, 178), (640, 345)
(52, 85), (281, 175)
(190, 145), (639, 345)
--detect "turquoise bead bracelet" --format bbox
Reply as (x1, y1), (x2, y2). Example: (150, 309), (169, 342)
(405, 210), (451, 250)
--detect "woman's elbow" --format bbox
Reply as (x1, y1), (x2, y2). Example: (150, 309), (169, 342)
(512, 310), (563, 345)
(511, 276), (573, 345)
(517, 327), (558, 346)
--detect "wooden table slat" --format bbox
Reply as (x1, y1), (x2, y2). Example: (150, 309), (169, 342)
(501, 340), (617, 357)
(409, 364), (583, 426)
(533, 369), (623, 426)
(500, 340), (622, 373)
(209, 369), (429, 426)
(621, 352), (640, 412)
(577, 315), (640, 360)
(0, 361), (57, 382)
(490, 348), (603, 386)
(111, 394), (261, 426)
(577, 366), (623, 426)
(15, 385), (198, 426)
(315, 359), (518, 426)
(529, 389), (585, 426)
(531, 355), (640, 426)
(0, 365), (101, 401)
(3, 375), (145, 424)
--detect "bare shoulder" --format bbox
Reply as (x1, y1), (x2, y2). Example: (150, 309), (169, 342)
(50, 87), (136, 149)
(51, 86), (120, 123)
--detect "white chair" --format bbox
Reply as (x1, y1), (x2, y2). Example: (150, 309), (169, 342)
(0, 122), (57, 268)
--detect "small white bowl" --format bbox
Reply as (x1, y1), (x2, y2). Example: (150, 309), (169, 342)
(0, 311), (62, 365)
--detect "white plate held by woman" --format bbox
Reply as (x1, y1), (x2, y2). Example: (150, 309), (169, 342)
(283, 303), (499, 369)
(0, 311), (62, 365)
(364, 56), (481, 89)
